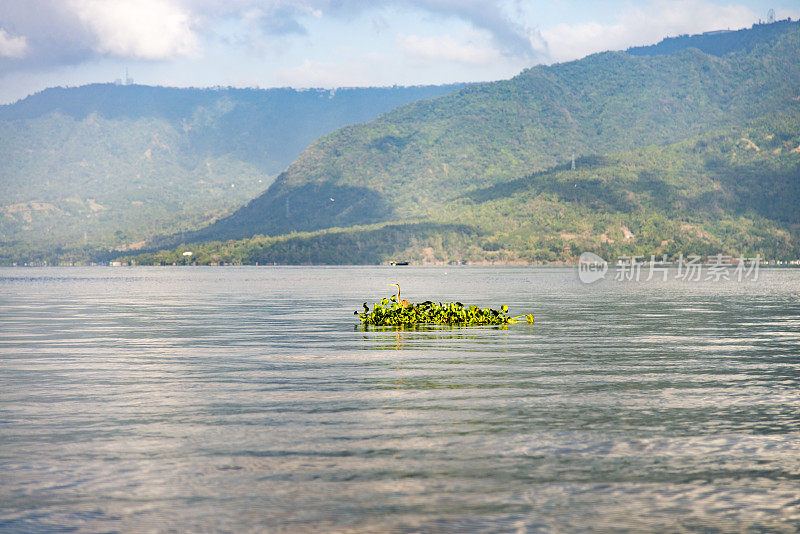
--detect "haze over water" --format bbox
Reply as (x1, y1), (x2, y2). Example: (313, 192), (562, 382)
(1, 266), (799, 531)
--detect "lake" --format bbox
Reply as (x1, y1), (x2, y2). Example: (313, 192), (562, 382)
(1, 266), (799, 532)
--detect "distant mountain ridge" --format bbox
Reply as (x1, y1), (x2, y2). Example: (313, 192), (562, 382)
(0, 83), (464, 175)
(0, 82), (462, 259)
(627, 17), (796, 57)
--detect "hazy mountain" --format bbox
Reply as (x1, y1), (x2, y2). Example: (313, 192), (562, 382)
(0, 82), (462, 259)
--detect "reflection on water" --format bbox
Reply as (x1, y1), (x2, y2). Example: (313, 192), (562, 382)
(362, 324), (512, 351)
(1, 266), (799, 531)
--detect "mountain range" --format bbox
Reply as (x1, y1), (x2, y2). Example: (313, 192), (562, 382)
(2, 20), (799, 265)
(142, 19), (799, 264)
(0, 83), (461, 262)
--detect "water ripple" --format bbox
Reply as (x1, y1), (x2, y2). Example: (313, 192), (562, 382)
(1, 266), (799, 531)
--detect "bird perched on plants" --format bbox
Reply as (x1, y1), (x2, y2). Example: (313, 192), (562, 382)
(389, 283), (411, 307)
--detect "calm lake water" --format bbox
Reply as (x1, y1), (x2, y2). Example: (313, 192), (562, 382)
(1, 266), (799, 532)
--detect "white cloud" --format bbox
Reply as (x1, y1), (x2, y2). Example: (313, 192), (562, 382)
(0, 29), (29, 58)
(69, 0), (199, 60)
(398, 32), (502, 65)
(542, 0), (757, 63)
(184, 0), (543, 59)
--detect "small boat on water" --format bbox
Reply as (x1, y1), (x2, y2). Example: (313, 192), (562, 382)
(389, 261), (409, 266)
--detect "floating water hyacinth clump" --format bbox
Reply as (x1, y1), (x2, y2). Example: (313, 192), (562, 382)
(355, 288), (534, 326)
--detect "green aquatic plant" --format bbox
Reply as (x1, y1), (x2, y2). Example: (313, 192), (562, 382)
(355, 291), (534, 327)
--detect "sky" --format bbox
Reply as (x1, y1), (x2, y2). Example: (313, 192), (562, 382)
(0, 0), (798, 104)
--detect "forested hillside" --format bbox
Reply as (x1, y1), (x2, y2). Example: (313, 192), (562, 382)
(6, 21), (800, 265)
(121, 109), (800, 265)
(123, 21), (800, 265)
(186, 20), (800, 245)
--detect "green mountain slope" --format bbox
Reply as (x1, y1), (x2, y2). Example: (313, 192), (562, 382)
(122, 109), (800, 266)
(191, 20), (800, 243)
(0, 83), (461, 257)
